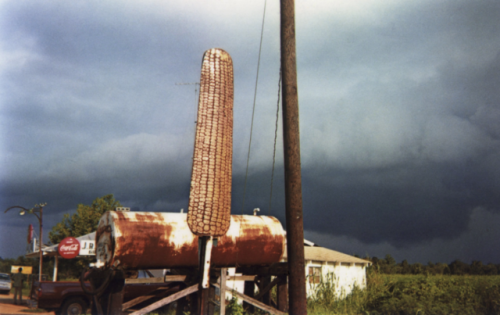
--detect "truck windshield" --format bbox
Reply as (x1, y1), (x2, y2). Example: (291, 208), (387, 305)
(0, 274), (10, 281)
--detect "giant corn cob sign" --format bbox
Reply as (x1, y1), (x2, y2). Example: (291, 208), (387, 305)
(187, 48), (233, 236)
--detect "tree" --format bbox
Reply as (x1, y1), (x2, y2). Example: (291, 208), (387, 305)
(48, 194), (122, 279)
(400, 259), (410, 274)
(449, 260), (470, 275)
(380, 254), (396, 274)
(484, 263), (498, 275)
(385, 254), (396, 266)
(470, 260), (484, 275)
(49, 194), (121, 244)
(434, 262), (448, 275)
(411, 262), (423, 275)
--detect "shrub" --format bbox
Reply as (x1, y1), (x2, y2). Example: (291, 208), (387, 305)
(307, 271), (500, 315)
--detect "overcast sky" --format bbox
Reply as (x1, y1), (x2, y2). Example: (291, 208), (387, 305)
(1, 0), (500, 264)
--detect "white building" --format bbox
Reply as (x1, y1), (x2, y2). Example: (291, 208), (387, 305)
(223, 240), (372, 302)
(282, 244), (371, 298)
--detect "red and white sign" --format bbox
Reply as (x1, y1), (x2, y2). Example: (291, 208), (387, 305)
(58, 237), (80, 259)
(27, 224), (33, 244)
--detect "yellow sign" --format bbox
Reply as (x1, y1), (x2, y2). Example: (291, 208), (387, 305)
(10, 265), (33, 274)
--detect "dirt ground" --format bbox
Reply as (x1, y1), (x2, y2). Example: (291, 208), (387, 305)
(0, 293), (54, 315)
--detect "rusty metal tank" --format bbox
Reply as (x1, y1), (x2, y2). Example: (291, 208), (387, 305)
(95, 211), (285, 269)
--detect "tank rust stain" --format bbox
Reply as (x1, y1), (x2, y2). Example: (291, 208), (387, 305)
(95, 212), (285, 269)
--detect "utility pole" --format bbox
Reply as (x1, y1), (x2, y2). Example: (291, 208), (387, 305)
(280, 0), (307, 313)
(5, 203), (46, 282)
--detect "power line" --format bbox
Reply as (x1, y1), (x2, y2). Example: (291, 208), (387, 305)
(241, 0), (268, 215)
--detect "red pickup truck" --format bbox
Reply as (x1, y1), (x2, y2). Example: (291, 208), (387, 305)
(30, 278), (182, 315)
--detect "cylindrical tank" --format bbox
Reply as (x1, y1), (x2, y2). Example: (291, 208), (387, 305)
(95, 211), (285, 270)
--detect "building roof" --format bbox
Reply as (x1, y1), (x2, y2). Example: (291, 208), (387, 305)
(26, 232), (96, 258)
(283, 246), (371, 266)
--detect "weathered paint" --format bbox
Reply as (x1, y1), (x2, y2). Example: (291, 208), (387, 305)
(95, 211), (285, 270)
(200, 236), (213, 289)
(304, 261), (368, 299)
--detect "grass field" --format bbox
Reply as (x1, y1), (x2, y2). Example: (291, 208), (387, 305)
(174, 273), (500, 315)
(307, 273), (500, 315)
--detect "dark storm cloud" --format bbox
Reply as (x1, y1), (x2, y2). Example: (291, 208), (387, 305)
(302, 162), (498, 245)
(2, 0), (500, 264)
(306, 207), (500, 264)
(0, 0), (272, 259)
(289, 0), (500, 260)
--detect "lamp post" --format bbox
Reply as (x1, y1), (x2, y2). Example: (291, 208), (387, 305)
(5, 203), (46, 282)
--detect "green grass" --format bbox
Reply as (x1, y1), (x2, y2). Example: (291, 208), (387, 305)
(145, 274), (500, 315)
(308, 273), (500, 315)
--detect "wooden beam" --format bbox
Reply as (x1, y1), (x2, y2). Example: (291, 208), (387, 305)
(129, 284), (199, 315)
(238, 263), (289, 276)
(125, 277), (164, 284)
(227, 275), (256, 281)
(122, 294), (155, 310)
(122, 285), (180, 310)
(125, 275), (187, 284)
(254, 277), (280, 301)
(212, 283), (287, 315)
(165, 275), (188, 282)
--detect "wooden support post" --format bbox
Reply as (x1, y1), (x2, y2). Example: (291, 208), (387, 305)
(260, 276), (271, 305)
(198, 236), (214, 315)
(107, 278), (125, 315)
(190, 291), (198, 315)
(53, 255), (58, 282)
(243, 279), (255, 313)
(277, 275), (288, 312)
(199, 288), (211, 315)
(209, 284), (216, 314)
(101, 270), (125, 315)
(220, 268), (227, 315)
(175, 295), (187, 315)
(255, 277), (280, 301)
(199, 236), (213, 289)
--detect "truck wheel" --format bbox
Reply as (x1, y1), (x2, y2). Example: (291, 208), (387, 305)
(60, 298), (88, 315)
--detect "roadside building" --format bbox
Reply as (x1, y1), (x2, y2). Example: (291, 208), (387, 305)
(26, 232), (96, 281)
(283, 243), (371, 298)
(223, 239), (372, 301)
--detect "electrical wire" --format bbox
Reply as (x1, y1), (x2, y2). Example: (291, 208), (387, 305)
(241, 0), (267, 215)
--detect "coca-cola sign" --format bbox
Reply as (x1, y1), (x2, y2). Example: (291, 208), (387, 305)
(58, 237), (80, 259)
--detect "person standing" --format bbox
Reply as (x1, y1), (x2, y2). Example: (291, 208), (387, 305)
(12, 267), (24, 305)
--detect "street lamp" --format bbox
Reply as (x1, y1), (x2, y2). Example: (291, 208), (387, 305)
(5, 203), (47, 282)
